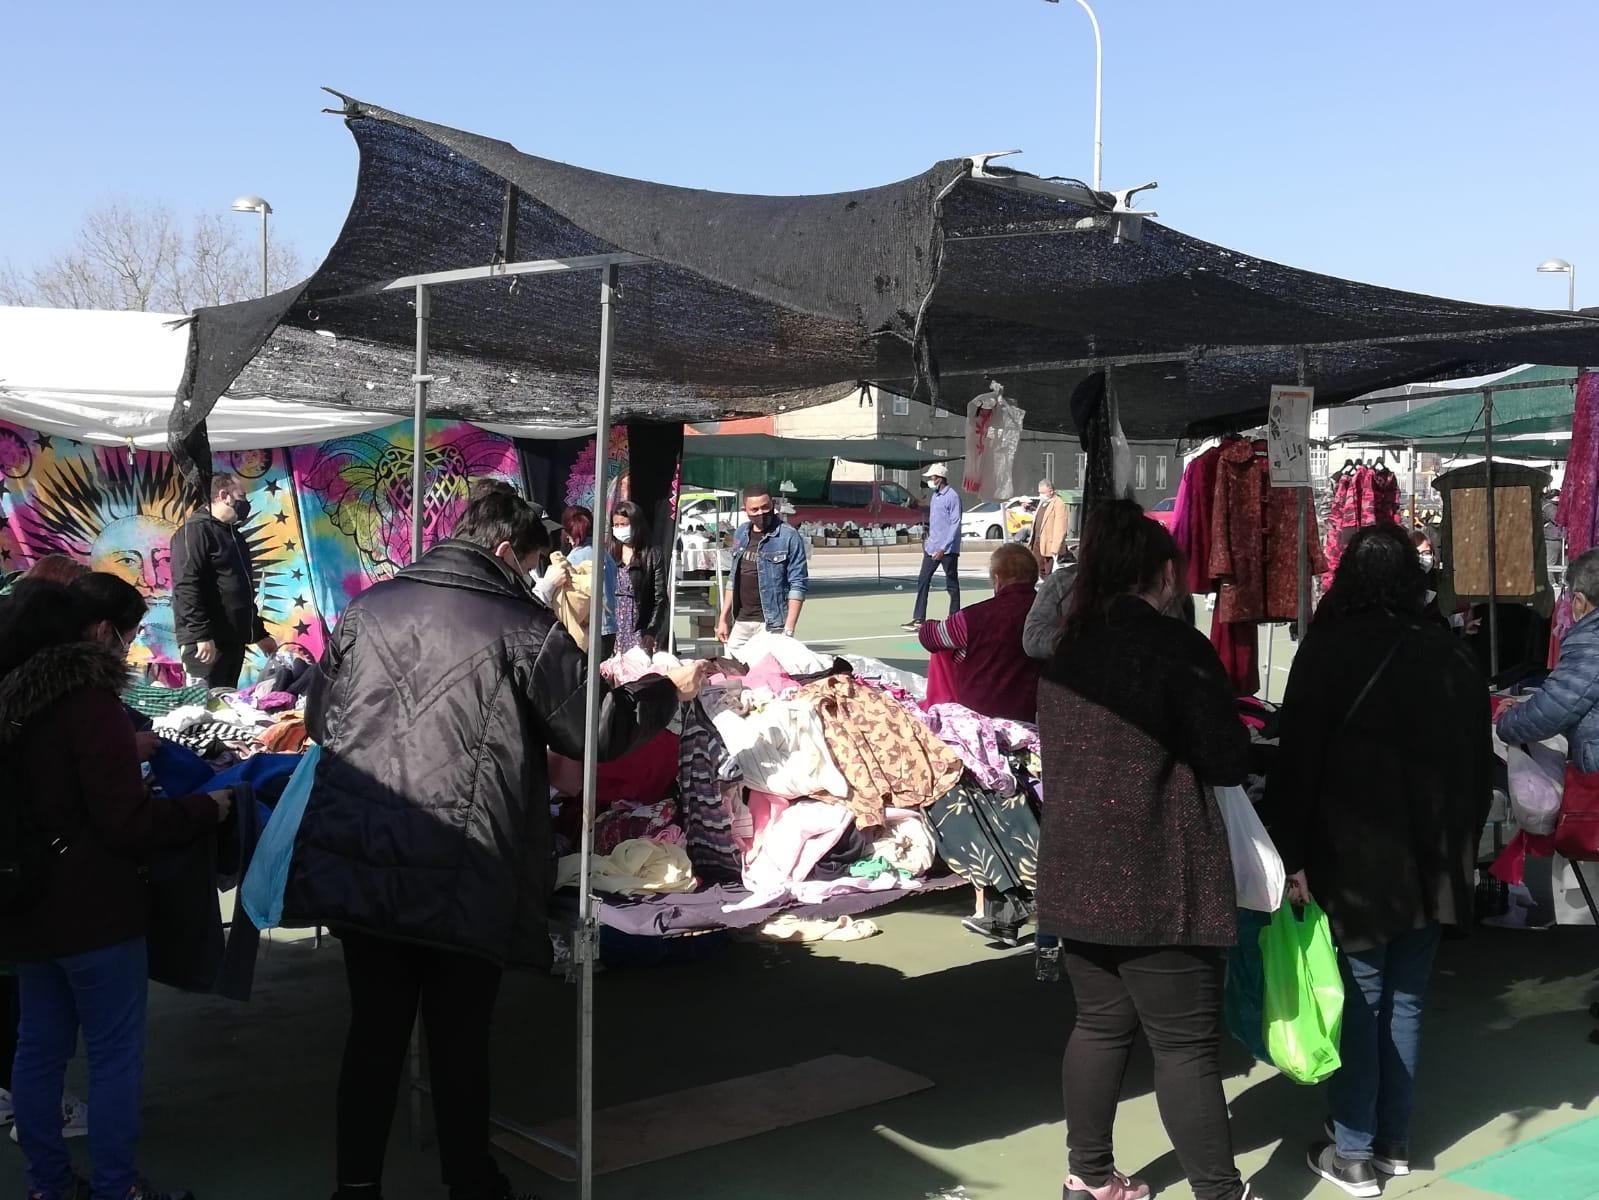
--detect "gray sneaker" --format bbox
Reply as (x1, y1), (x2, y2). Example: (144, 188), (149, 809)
(1308, 1142), (1380, 1198)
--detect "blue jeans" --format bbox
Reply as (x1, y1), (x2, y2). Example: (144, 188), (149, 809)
(1327, 922), (1441, 1161)
(16, 938), (149, 1200)
(912, 552), (960, 622)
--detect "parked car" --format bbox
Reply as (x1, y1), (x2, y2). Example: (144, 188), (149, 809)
(1148, 496), (1178, 531)
(786, 479), (923, 529)
(961, 497), (1039, 542)
(678, 490), (740, 538)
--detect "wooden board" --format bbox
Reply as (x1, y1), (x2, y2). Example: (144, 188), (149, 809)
(493, 1054), (934, 1181)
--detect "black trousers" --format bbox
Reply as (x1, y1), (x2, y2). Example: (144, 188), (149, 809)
(1061, 941), (1242, 1200)
(912, 552), (961, 622)
(336, 932), (503, 1197)
(183, 640), (246, 689)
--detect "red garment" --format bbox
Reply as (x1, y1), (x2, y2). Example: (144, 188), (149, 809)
(917, 582), (1041, 722)
(1209, 619), (1260, 696)
(1369, 467), (1401, 525)
(549, 730), (681, 807)
(1177, 447), (1223, 595)
(1208, 440), (1326, 623)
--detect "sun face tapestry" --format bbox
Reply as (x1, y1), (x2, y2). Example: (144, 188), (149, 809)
(290, 420), (520, 624)
(0, 423), (319, 668)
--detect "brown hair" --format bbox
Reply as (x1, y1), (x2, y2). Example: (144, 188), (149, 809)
(990, 542), (1040, 588)
(22, 555), (89, 586)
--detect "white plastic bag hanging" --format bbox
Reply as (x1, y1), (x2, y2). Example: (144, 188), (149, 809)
(963, 384), (1026, 500)
(1215, 784), (1287, 913)
(1506, 743), (1563, 836)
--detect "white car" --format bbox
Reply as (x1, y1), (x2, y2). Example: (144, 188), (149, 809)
(960, 497), (1039, 542)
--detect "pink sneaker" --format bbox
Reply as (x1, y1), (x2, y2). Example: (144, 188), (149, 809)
(1065, 1170), (1152, 1200)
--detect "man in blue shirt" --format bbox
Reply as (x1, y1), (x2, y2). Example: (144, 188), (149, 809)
(905, 461), (963, 629)
(716, 482), (810, 655)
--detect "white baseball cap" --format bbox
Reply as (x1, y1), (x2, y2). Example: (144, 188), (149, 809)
(922, 462), (949, 481)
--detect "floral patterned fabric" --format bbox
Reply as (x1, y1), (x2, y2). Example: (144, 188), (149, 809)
(795, 674), (964, 829)
(1209, 439), (1326, 623)
(926, 766), (1040, 894)
(919, 703), (1039, 796)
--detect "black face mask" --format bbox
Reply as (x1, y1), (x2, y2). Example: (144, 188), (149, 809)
(231, 497), (252, 523)
(753, 511), (777, 532)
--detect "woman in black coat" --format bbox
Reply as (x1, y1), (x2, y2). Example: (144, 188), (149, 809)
(1264, 525), (1491, 1197)
(607, 500), (668, 653)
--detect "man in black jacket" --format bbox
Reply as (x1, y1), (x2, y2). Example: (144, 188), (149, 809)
(288, 481), (703, 1200)
(169, 473), (275, 687)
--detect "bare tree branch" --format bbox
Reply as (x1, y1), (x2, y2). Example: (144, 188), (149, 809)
(1, 200), (306, 313)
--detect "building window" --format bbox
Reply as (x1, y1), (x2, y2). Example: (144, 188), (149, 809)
(1042, 451), (1056, 486)
(1076, 453), (1088, 487)
(1155, 456), (1169, 490)
(1135, 455), (1148, 491)
(892, 395), (910, 417)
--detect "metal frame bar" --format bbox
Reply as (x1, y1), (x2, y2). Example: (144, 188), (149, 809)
(1484, 389), (1500, 680)
(388, 250), (645, 1200)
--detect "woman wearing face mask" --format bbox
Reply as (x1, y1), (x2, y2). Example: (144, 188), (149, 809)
(0, 573), (231, 1200)
(608, 501), (667, 656)
(1035, 501), (1257, 1200)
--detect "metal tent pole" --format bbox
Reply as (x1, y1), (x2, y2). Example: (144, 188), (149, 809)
(1296, 350), (1311, 634)
(411, 284), (432, 564)
(575, 262), (619, 1200)
(1484, 388), (1500, 680)
(406, 281), (432, 1148)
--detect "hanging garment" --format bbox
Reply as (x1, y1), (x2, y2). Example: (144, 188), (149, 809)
(676, 700), (744, 884)
(795, 674), (965, 829)
(1176, 446), (1224, 596)
(1557, 371), (1599, 562)
(1209, 619), (1261, 697)
(962, 390), (1026, 500)
(1369, 465), (1401, 526)
(1072, 373), (1115, 509)
(1435, 462), (1556, 618)
(1208, 439), (1326, 623)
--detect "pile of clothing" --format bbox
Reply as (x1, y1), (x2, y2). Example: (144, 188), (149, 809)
(124, 645), (319, 764)
(551, 634), (1053, 935)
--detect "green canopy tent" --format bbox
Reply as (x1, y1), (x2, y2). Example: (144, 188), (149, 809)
(1334, 364), (1577, 447)
(681, 432), (950, 496)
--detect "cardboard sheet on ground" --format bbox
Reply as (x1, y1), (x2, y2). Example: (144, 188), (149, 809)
(493, 1054), (932, 1180)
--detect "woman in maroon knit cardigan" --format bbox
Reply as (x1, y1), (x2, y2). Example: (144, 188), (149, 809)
(1037, 501), (1255, 1200)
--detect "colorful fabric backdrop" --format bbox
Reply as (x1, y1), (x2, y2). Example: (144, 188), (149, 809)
(0, 423), (316, 670)
(290, 421), (519, 629)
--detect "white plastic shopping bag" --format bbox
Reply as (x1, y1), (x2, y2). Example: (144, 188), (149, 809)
(1216, 785), (1287, 913)
(1506, 743), (1563, 836)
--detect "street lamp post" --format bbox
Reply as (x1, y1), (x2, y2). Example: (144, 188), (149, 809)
(1044, 0), (1104, 192)
(231, 195), (273, 298)
(1537, 257), (1576, 311)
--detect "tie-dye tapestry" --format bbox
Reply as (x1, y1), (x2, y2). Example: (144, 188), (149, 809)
(565, 427), (631, 513)
(290, 420), (520, 626)
(0, 422), (321, 671)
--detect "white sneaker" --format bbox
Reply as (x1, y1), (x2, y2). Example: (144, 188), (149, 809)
(7, 1092), (86, 1142)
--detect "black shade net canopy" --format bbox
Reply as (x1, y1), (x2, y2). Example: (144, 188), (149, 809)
(169, 91), (1599, 481)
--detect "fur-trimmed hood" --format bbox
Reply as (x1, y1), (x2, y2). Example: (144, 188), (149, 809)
(0, 642), (129, 747)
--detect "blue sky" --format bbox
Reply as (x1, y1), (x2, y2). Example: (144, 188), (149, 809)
(4, 0), (1593, 311)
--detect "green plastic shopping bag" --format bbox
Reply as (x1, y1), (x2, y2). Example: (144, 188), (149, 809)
(1261, 899), (1344, 1084)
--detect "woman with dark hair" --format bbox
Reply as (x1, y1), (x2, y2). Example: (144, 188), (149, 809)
(1036, 500), (1256, 1200)
(608, 500), (667, 654)
(0, 574), (231, 1200)
(1265, 525), (1490, 1197)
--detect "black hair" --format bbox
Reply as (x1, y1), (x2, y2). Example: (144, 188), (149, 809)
(453, 480), (549, 558)
(1065, 500), (1183, 634)
(1316, 524), (1425, 623)
(70, 572), (148, 636)
(0, 582), (89, 677)
(743, 482), (773, 501)
(608, 500), (649, 560)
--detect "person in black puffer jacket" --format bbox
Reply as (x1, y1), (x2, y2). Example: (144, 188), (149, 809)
(291, 481), (704, 1200)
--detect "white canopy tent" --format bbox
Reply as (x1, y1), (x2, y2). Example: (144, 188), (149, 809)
(0, 306), (594, 448)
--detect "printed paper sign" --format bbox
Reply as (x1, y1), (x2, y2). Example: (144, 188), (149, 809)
(1268, 385), (1314, 487)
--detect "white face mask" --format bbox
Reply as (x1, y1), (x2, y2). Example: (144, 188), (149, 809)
(613, 525), (633, 545)
(1418, 553), (1435, 570)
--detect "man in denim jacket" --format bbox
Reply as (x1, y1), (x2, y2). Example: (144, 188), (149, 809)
(1498, 549), (1599, 770)
(716, 482), (810, 654)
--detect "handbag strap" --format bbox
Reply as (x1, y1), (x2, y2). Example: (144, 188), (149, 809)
(1340, 633), (1407, 731)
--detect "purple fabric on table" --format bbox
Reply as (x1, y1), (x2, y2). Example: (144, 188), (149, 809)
(554, 873), (965, 937)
